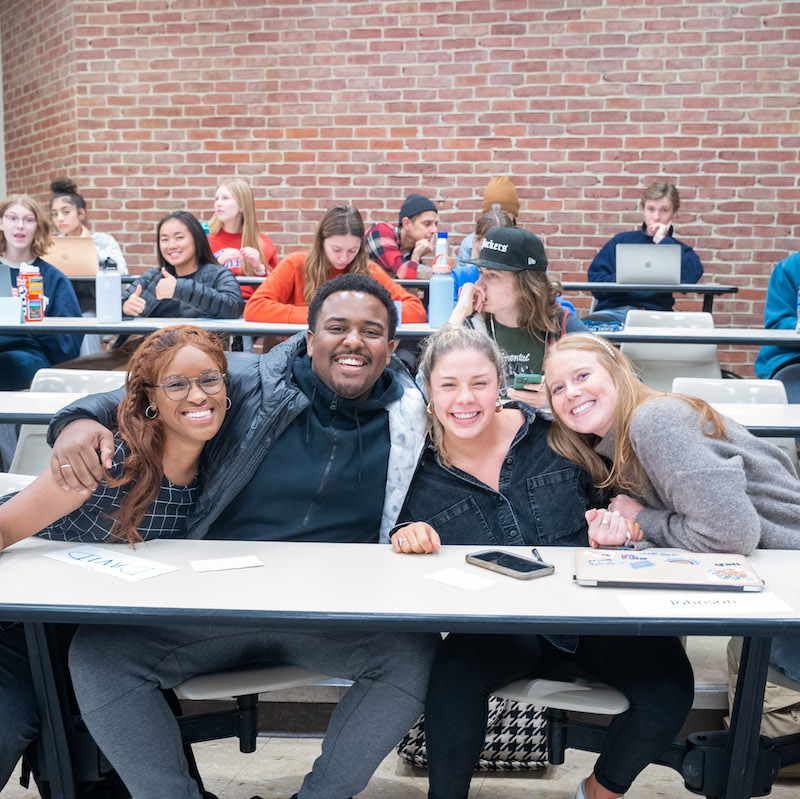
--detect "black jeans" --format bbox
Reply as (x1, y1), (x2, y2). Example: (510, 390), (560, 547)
(425, 632), (694, 797)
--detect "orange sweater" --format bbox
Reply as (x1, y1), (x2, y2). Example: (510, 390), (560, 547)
(243, 251), (427, 324)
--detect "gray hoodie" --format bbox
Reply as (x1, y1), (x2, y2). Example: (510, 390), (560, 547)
(594, 396), (800, 554)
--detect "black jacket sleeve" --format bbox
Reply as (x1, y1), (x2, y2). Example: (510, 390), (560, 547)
(173, 264), (244, 318)
(46, 387), (126, 447)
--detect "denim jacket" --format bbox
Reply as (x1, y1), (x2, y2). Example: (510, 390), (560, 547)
(398, 403), (603, 653)
(398, 403), (601, 548)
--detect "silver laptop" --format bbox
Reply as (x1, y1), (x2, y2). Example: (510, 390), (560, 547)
(574, 549), (764, 592)
(45, 236), (99, 276)
(615, 243), (681, 284)
(0, 263), (12, 297)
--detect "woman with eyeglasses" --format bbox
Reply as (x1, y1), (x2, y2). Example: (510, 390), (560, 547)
(0, 194), (82, 390)
(0, 324), (230, 790)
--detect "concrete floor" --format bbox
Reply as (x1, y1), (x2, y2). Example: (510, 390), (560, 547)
(4, 736), (800, 799)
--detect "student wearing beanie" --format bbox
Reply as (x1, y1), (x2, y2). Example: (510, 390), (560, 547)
(456, 176), (520, 271)
(365, 193), (438, 279)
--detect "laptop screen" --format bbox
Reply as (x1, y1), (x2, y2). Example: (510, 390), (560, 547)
(615, 244), (682, 284)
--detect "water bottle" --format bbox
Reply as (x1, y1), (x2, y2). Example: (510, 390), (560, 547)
(795, 286), (800, 333)
(428, 254), (455, 329)
(435, 231), (448, 259)
(96, 257), (122, 323)
(17, 263), (44, 322)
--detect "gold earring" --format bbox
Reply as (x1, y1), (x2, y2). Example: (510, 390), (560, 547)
(495, 397), (503, 413)
(426, 400), (435, 415)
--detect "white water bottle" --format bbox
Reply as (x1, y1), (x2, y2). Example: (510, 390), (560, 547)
(96, 257), (122, 323)
(428, 254), (455, 329)
(435, 231), (448, 259)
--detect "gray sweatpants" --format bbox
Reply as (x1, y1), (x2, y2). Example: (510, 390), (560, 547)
(69, 624), (438, 799)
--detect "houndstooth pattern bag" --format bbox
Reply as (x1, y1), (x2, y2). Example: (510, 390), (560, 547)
(396, 697), (548, 772)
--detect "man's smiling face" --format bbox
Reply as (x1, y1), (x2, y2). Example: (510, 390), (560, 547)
(307, 291), (397, 401)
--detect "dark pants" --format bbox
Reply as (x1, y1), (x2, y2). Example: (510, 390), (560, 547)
(0, 623), (39, 788)
(425, 633), (694, 798)
(0, 349), (49, 390)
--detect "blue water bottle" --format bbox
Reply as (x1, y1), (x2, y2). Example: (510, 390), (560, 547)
(428, 254), (455, 329)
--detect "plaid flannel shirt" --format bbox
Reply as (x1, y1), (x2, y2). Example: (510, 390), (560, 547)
(365, 222), (419, 279)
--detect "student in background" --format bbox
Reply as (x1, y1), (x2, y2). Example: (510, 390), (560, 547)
(365, 193), (438, 279)
(0, 324), (230, 791)
(584, 181), (703, 324)
(244, 204), (426, 324)
(49, 177), (128, 355)
(0, 194), (82, 389)
(449, 227), (585, 407)
(451, 208), (514, 301)
(391, 325), (691, 799)
(456, 176), (520, 271)
(206, 177), (278, 302)
(121, 211), (244, 320)
(755, 247), (800, 404)
(49, 178), (127, 273)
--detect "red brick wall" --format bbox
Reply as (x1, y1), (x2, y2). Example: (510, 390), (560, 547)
(3, 0), (800, 373)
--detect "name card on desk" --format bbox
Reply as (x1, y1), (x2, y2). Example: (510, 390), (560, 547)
(617, 591), (794, 618)
(42, 546), (178, 582)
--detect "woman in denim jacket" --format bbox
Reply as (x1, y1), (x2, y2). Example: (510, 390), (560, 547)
(392, 325), (694, 799)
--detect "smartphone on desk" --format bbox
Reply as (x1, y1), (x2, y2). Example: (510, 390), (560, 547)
(512, 373), (543, 391)
(466, 549), (555, 580)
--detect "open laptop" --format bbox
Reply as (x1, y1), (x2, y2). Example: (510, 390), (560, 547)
(45, 237), (99, 276)
(615, 243), (681, 284)
(0, 262), (13, 297)
(574, 549), (764, 592)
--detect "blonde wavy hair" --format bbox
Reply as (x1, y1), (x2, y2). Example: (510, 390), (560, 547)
(419, 325), (505, 467)
(302, 204), (371, 305)
(543, 333), (728, 494)
(207, 178), (265, 275)
(0, 195), (53, 259)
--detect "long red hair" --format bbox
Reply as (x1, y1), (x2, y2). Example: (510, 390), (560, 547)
(106, 325), (227, 544)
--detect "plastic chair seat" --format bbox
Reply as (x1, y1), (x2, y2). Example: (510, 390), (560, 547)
(0, 472), (36, 494)
(621, 310), (721, 392)
(494, 676), (630, 715)
(176, 663), (330, 701)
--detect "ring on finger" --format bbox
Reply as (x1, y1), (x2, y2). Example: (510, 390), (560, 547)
(600, 513), (612, 525)
(59, 464), (73, 470)
(398, 537), (408, 545)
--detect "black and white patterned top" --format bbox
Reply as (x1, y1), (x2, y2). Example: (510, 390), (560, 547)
(0, 439), (200, 543)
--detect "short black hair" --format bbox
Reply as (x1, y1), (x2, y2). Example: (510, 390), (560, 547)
(307, 274), (397, 340)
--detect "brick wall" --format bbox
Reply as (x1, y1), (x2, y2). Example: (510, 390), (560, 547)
(3, 0), (800, 373)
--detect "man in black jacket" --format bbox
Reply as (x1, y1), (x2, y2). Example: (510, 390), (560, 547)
(49, 276), (436, 799)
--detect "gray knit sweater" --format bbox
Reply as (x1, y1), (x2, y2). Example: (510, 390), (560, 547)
(594, 397), (800, 554)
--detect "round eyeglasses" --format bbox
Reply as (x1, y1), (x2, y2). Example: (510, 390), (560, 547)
(147, 370), (226, 401)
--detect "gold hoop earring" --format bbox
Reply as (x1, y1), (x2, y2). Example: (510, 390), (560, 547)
(495, 397), (503, 413)
(426, 400), (435, 416)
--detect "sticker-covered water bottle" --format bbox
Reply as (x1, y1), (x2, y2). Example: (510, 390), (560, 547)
(17, 263), (44, 322)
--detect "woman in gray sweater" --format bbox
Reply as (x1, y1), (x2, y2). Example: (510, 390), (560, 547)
(543, 332), (800, 680)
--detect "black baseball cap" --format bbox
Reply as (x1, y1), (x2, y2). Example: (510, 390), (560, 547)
(464, 227), (548, 272)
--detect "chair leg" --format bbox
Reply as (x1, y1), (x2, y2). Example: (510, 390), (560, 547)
(236, 694), (259, 754)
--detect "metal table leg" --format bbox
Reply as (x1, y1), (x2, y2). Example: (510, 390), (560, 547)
(724, 636), (771, 799)
(24, 622), (77, 799)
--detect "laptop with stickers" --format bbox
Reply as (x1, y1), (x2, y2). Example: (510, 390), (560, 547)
(574, 549), (764, 591)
